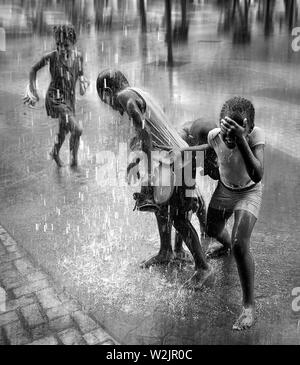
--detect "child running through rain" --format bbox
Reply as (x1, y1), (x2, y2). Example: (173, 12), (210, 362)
(23, 25), (89, 167)
(96, 69), (214, 290)
(201, 97), (265, 330)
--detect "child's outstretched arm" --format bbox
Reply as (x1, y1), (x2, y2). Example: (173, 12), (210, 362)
(221, 117), (264, 183)
(167, 144), (211, 169)
(29, 54), (53, 99)
(24, 53), (52, 106)
(179, 144), (210, 152)
(118, 91), (153, 179)
(117, 92), (152, 154)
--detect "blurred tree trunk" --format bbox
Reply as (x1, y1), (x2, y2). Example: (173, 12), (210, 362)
(233, 0), (251, 43)
(165, 0), (173, 67)
(264, 0), (275, 36)
(173, 0), (188, 41)
(181, 0), (187, 29)
(285, 0), (295, 30)
(231, 0), (238, 19)
(139, 0), (147, 33)
(244, 0), (250, 20)
(256, 0), (263, 22)
(264, 0), (271, 35)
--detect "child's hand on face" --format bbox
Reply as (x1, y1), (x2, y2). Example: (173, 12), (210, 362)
(221, 116), (247, 140)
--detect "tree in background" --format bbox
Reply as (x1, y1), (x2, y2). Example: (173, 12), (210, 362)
(139, 0), (147, 33)
(165, 0), (173, 67)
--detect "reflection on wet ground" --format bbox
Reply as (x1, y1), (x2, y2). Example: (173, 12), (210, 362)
(0, 0), (299, 344)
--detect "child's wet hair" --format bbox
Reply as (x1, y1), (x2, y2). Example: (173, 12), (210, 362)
(96, 69), (130, 98)
(220, 96), (255, 131)
(53, 25), (77, 44)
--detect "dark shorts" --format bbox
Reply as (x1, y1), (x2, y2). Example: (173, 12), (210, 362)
(209, 181), (263, 218)
(168, 186), (200, 216)
(45, 89), (75, 119)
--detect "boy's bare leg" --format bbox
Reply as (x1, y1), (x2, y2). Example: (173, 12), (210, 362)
(231, 210), (256, 330)
(173, 215), (214, 290)
(70, 133), (81, 167)
(140, 206), (174, 268)
(196, 194), (207, 236)
(205, 207), (232, 258)
(69, 115), (83, 167)
(50, 116), (66, 167)
(174, 194), (206, 262)
(174, 211), (193, 263)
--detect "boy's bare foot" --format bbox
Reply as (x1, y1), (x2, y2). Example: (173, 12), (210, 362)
(232, 306), (255, 331)
(206, 242), (231, 259)
(174, 249), (193, 263)
(181, 264), (215, 291)
(50, 151), (64, 167)
(140, 251), (174, 268)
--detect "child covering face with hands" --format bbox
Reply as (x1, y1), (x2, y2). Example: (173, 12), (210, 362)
(175, 97), (265, 330)
(205, 96), (265, 330)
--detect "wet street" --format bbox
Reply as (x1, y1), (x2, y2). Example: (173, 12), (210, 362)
(0, 1), (299, 344)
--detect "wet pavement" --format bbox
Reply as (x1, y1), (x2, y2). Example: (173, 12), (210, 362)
(0, 224), (117, 345)
(0, 2), (299, 345)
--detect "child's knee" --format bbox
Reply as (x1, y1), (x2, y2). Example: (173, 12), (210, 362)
(77, 127), (83, 136)
(73, 125), (83, 137)
(57, 130), (66, 142)
(232, 236), (249, 258)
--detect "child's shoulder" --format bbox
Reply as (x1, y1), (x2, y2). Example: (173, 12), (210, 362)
(249, 126), (265, 148)
(117, 88), (132, 100)
(207, 128), (221, 144)
(45, 50), (57, 59)
(116, 88), (136, 107)
(33, 51), (56, 69)
(122, 87), (145, 102)
(39, 50), (57, 64)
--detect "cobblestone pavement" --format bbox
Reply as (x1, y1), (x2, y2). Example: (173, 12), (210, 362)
(0, 225), (118, 345)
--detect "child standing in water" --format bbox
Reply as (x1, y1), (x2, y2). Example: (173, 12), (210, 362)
(204, 97), (265, 330)
(23, 25), (89, 167)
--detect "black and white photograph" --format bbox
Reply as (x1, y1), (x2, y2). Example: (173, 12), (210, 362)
(0, 0), (299, 348)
